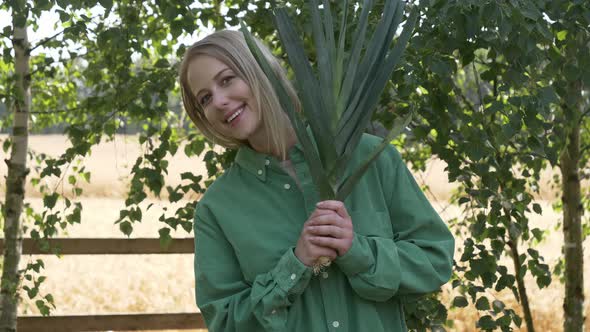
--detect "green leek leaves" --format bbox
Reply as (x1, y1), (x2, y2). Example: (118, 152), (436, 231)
(241, 0), (418, 201)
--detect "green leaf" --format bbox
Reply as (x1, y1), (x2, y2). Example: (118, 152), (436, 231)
(492, 300), (505, 313)
(154, 58), (170, 68)
(355, 0), (402, 97)
(527, 248), (539, 260)
(477, 315), (496, 329)
(333, 0), (349, 109)
(337, 5), (418, 162)
(167, 185), (183, 203)
(119, 221), (133, 236)
(273, 8), (338, 175)
(159, 227), (172, 249)
(240, 22), (334, 199)
(495, 274), (515, 292)
(81, 172), (91, 183)
(539, 86), (559, 105)
(98, 0), (113, 11)
(532, 203), (542, 214)
(57, 9), (71, 23)
(309, 0), (333, 123)
(338, 0), (374, 121)
(458, 196), (470, 205)
(321, 0), (336, 61)
(532, 228), (544, 241)
(36, 300), (50, 316)
(25, 285), (38, 299)
(66, 207), (81, 224)
(475, 296), (490, 310)
(45, 294), (55, 306)
(521, 2), (541, 20)
(2, 138), (10, 153)
(452, 296), (468, 308)
(309, 0), (337, 136)
(43, 193), (59, 209)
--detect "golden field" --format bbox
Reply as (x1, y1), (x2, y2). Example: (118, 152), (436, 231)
(1, 134), (589, 332)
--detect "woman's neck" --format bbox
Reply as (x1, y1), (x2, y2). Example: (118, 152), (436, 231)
(248, 126), (297, 161)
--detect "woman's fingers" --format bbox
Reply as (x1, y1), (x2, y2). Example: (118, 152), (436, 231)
(316, 200), (351, 219)
(307, 225), (344, 238)
(297, 203), (354, 265)
(309, 236), (339, 248)
(309, 236), (348, 256)
(308, 208), (334, 220)
(307, 211), (343, 227)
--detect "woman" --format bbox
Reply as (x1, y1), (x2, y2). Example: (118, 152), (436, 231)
(179, 29), (455, 332)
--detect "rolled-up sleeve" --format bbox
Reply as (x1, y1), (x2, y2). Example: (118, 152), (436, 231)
(194, 207), (312, 332)
(335, 145), (455, 302)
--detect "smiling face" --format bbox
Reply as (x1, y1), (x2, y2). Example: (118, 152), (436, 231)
(187, 55), (266, 143)
(180, 30), (302, 159)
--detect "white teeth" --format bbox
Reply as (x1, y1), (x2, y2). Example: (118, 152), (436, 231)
(227, 107), (244, 123)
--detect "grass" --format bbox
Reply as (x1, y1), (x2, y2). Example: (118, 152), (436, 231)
(1, 134), (589, 331)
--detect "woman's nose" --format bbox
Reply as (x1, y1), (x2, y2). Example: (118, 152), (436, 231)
(211, 91), (230, 109)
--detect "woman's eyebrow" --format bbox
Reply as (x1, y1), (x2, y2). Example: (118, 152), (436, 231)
(194, 68), (232, 97)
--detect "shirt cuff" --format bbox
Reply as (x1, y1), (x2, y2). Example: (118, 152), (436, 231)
(271, 247), (313, 296)
(334, 233), (375, 275)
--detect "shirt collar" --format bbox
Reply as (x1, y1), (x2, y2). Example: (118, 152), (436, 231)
(235, 145), (270, 182)
(234, 144), (305, 182)
(234, 124), (317, 182)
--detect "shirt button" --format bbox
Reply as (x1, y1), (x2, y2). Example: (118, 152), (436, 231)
(257, 169), (263, 175)
(322, 272), (329, 279)
(271, 309), (277, 314)
(265, 159), (270, 166)
(290, 273), (296, 280)
(332, 321), (340, 328)
(284, 183), (291, 190)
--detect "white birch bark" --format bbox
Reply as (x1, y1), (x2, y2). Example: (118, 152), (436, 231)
(0, 17), (30, 332)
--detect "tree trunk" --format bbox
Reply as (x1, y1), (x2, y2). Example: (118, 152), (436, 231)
(561, 117), (584, 332)
(508, 239), (535, 332)
(0, 14), (30, 332)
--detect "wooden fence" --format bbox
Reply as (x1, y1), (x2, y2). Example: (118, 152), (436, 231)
(0, 238), (206, 331)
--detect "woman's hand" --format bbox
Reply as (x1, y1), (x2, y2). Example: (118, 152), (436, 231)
(294, 210), (339, 266)
(307, 200), (354, 257)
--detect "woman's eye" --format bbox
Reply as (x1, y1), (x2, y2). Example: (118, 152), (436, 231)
(221, 76), (234, 85)
(199, 94), (211, 106)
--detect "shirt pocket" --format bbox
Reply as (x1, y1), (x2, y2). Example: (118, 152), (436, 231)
(349, 210), (393, 239)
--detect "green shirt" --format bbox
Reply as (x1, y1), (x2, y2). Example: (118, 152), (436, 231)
(194, 134), (455, 332)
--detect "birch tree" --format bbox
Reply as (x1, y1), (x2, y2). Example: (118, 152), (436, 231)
(0, 2), (30, 330)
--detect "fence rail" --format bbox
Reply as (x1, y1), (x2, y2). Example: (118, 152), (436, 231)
(0, 238), (203, 331)
(18, 313), (205, 332)
(0, 238), (194, 255)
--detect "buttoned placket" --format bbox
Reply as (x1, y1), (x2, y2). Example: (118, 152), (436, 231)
(265, 157), (296, 192)
(288, 148), (345, 331)
(289, 150), (318, 216)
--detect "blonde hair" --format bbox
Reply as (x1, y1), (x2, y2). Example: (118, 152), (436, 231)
(179, 30), (300, 159)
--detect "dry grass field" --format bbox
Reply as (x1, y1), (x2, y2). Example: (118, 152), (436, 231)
(1, 134), (589, 332)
